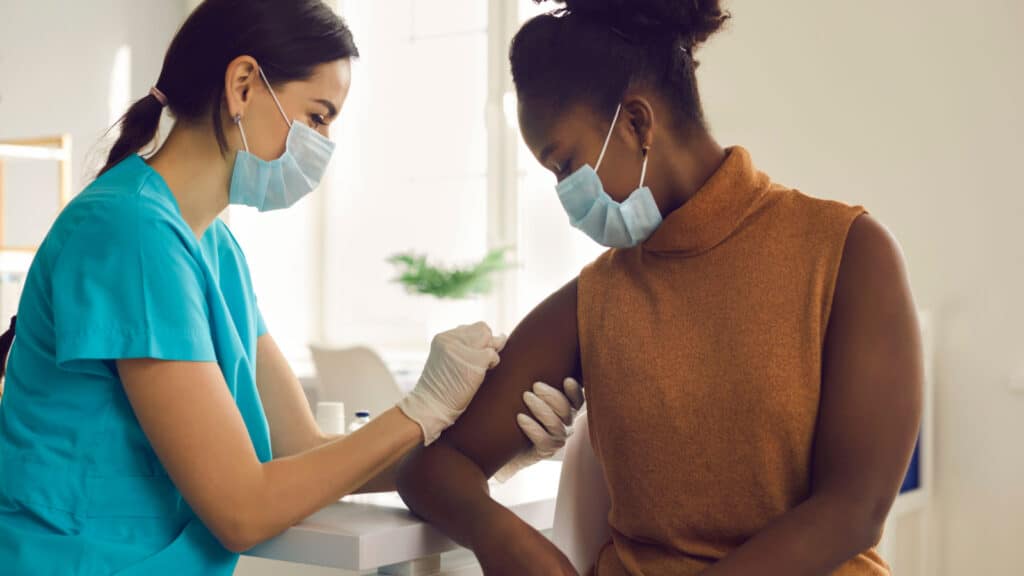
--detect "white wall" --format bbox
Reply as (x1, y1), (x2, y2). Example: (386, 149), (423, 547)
(698, 2), (1023, 574)
(0, 0), (184, 192)
(318, 0), (493, 355)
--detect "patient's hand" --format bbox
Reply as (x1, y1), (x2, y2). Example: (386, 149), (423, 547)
(475, 510), (579, 576)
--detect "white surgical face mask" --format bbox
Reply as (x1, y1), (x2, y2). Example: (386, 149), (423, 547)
(229, 67), (336, 212)
(554, 104), (663, 248)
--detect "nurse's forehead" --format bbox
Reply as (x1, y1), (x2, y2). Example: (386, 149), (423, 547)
(286, 61), (350, 101)
(309, 59), (350, 91)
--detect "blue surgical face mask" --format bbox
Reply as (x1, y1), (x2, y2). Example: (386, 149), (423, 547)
(555, 104), (663, 248)
(229, 67), (336, 212)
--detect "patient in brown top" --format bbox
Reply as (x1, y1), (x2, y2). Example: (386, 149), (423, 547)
(397, 2), (922, 575)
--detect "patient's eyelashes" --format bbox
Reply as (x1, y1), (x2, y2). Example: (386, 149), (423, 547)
(555, 159), (573, 180)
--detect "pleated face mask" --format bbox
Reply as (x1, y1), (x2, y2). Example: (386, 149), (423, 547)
(555, 103), (663, 248)
(229, 67), (336, 212)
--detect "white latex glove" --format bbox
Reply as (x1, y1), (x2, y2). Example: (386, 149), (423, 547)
(398, 322), (507, 446)
(495, 377), (585, 482)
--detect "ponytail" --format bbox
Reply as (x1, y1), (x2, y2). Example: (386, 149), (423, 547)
(99, 92), (165, 176)
(96, 0), (358, 178)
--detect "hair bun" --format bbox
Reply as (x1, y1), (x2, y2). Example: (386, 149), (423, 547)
(540, 0), (730, 50)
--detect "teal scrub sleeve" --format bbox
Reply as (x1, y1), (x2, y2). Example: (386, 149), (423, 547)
(256, 304), (268, 338)
(51, 204), (217, 368)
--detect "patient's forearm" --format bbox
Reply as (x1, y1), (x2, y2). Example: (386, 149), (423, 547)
(396, 442), (509, 549)
(701, 494), (881, 576)
(396, 279), (582, 564)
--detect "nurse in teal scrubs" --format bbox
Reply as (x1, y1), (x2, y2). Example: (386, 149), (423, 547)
(0, 1), (584, 574)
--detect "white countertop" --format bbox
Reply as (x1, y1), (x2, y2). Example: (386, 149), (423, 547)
(244, 461), (562, 572)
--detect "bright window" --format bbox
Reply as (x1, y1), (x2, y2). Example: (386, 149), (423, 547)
(230, 1), (605, 365)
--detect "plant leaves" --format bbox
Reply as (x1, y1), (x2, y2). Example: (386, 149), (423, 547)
(387, 248), (514, 300)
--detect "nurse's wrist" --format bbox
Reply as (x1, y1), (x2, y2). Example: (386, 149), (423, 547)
(396, 392), (457, 446)
(388, 405), (427, 445)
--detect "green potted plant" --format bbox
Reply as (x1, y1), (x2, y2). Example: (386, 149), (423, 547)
(388, 248), (513, 336)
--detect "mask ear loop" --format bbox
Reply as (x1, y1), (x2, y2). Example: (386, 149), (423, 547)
(594, 103), (622, 173)
(257, 67), (293, 127)
(234, 114), (251, 153)
(639, 144), (650, 188)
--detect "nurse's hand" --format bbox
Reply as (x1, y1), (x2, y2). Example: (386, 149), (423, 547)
(399, 322), (507, 445)
(494, 377), (584, 482)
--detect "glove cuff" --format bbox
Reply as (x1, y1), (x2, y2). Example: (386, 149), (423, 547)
(398, 390), (462, 446)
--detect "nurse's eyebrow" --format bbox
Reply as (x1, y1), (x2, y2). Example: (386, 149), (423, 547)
(313, 99), (339, 119)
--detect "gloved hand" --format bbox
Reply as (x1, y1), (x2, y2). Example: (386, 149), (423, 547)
(399, 322), (507, 445)
(495, 377), (585, 482)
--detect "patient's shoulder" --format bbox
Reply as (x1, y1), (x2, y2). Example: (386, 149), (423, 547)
(583, 248), (616, 272)
(579, 247), (634, 306)
(527, 275), (579, 328)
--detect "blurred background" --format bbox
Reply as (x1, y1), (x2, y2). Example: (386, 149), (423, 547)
(0, 1), (1021, 575)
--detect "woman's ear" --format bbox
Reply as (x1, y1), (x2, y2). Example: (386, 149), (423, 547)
(621, 96), (655, 154)
(224, 55), (259, 119)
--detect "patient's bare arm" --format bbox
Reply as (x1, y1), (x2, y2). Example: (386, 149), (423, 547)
(396, 278), (581, 574)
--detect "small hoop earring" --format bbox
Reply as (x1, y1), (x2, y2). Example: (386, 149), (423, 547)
(234, 114), (250, 152)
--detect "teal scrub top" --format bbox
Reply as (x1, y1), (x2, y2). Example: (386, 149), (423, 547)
(0, 155), (272, 575)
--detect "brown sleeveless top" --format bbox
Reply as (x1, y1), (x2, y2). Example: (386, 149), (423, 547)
(578, 147), (888, 575)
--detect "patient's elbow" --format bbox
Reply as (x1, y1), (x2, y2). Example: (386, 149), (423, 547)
(865, 521), (885, 550)
(846, 495), (892, 551)
(395, 448), (426, 509)
(863, 499), (891, 548)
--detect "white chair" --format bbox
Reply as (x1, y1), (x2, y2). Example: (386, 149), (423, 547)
(552, 411), (612, 574)
(309, 345), (405, 422)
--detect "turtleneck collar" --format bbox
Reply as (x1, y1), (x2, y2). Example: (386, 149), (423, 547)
(643, 146), (769, 256)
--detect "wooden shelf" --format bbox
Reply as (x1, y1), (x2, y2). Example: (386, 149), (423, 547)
(0, 134), (73, 252)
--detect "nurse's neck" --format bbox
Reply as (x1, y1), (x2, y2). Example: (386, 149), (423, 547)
(148, 123), (233, 239)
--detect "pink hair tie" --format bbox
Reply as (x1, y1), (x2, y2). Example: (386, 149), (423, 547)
(149, 86), (168, 107)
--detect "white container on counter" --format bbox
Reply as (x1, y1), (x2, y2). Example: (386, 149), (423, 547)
(316, 401), (346, 436)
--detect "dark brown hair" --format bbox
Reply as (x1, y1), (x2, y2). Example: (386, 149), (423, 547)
(100, 0), (358, 176)
(510, 0), (729, 128)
